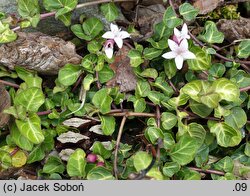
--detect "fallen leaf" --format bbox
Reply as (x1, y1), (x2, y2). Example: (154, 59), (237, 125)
(0, 32), (81, 75)
(106, 46), (137, 92)
(63, 118), (91, 128)
(0, 84), (11, 128)
(57, 131), (90, 144)
(89, 124), (103, 135)
(137, 4), (165, 39)
(193, 0), (224, 15)
(217, 17), (250, 42)
(59, 149), (75, 161)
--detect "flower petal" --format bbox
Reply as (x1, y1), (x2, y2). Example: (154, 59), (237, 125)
(119, 31), (130, 39)
(105, 47), (114, 59)
(182, 51), (196, 59)
(168, 39), (178, 51)
(179, 39), (189, 50)
(162, 51), (177, 59)
(114, 37), (123, 48)
(110, 23), (119, 33)
(102, 31), (115, 39)
(174, 28), (181, 37)
(181, 23), (188, 37)
(175, 55), (184, 69)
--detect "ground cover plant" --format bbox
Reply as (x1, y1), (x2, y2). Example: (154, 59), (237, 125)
(0, 0), (249, 180)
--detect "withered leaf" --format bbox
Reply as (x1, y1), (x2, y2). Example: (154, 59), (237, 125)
(57, 131), (90, 144)
(62, 118), (91, 128)
(106, 46), (137, 92)
(0, 32), (81, 75)
(193, 0), (224, 15)
(59, 149), (75, 162)
(89, 124), (103, 135)
(0, 84), (11, 128)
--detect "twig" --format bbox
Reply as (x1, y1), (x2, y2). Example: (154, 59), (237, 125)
(114, 115), (127, 179)
(156, 105), (162, 162)
(0, 79), (19, 89)
(240, 86), (250, 92)
(168, 80), (179, 95)
(12, 0), (136, 32)
(37, 110), (52, 116)
(188, 167), (225, 176)
(108, 112), (156, 117)
(72, 74), (84, 92)
(189, 32), (250, 66)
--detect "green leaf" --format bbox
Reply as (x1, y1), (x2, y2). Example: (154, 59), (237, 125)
(67, 149), (86, 177)
(163, 133), (175, 150)
(10, 123), (33, 151)
(161, 112), (177, 130)
(15, 113), (44, 144)
(14, 87), (45, 112)
(189, 100), (213, 118)
(57, 12), (71, 26)
(100, 3), (119, 22)
(135, 80), (151, 97)
(179, 3), (199, 21)
(88, 40), (103, 54)
(170, 135), (199, 166)
(198, 21), (224, 44)
(208, 63), (226, 78)
(98, 64), (114, 83)
(27, 145), (45, 163)
(140, 68), (158, 80)
(100, 116), (116, 136)
(83, 74), (95, 91)
(17, 0), (40, 27)
(92, 88), (113, 114)
(147, 37), (168, 50)
(164, 60), (177, 79)
(211, 78), (240, 102)
(58, 64), (82, 86)
(152, 77), (174, 97)
(181, 80), (203, 102)
(82, 17), (103, 39)
(145, 127), (163, 144)
(163, 6), (183, 28)
(128, 96), (146, 113)
(188, 123), (206, 147)
(71, 24), (89, 40)
(0, 149), (12, 169)
(210, 122), (242, 147)
(43, 156), (65, 174)
(237, 39), (250, 58)
(128, 49), (144, 67)
(178, 168), (201, 180)
(133, 151), (153, 172)
(147, 91), (165, 105)
(200, 92), (220, 108)
(195, 144), (209, 167)
(245, 142), (250, 157)
(153, 21), (172, 41)
(0, 21), (17, 43)
(163, 162), (180, 177)
(143, 47), (162, 60)
(81, 54), (97, 72)
(87, 167), (115, 180)
(213, 156), (234, 173)
(187, 46), (211, 71)
(225, 107), (247, 129)
(91, 141), (112, 159)
(43, 0), (77, 18)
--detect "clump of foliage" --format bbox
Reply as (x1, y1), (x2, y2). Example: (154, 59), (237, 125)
(0, 0), (250, 180)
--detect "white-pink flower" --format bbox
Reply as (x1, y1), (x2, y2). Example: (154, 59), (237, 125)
(104, 39), (114, 59)
(102, 23), (130, 49)
(162, 39), (196, 69)
(173, 23), (190, 44)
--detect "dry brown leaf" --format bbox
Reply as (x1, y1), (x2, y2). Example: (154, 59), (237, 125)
(0, 84), (10, 128)
(193, 0), (224, 15)
(106, 46), (137, 92)
(137, 4), (165, 39)
(57, 131), (90, 143)
(0, 32), (81, 75)
(217, 17), (250, 42)
(62, 118), (91, 128)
